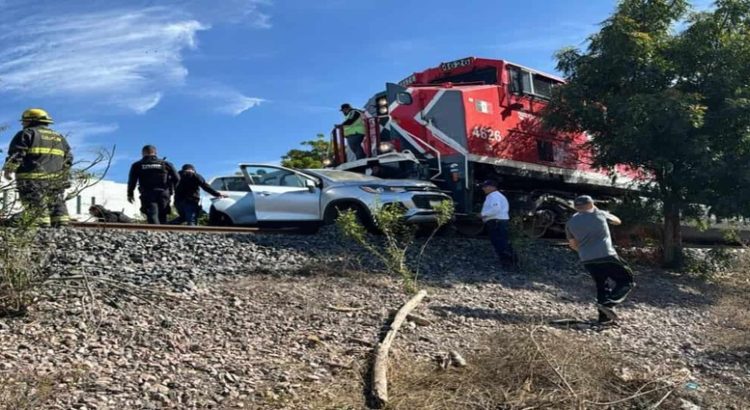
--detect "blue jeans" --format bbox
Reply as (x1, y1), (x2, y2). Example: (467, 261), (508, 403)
(171, 200), (200, 225)
(486, 219), (514, 263)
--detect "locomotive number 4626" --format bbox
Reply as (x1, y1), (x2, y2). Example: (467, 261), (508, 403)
(471, 125), (502, 141)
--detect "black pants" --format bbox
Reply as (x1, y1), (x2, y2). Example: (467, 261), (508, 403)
(346, 134), (366, 159)
(583, 256), (635, 307)
(17, 180), (69, 226)
(140, 191), (171, 225)
(486, 219), (514, 264)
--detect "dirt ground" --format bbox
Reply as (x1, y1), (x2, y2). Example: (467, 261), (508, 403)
(1, 259), (748, 409)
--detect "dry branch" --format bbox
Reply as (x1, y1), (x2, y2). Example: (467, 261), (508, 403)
(371, 289), (427, 408)
(327, 304), (365, 312)
(388, 309), (433, 326)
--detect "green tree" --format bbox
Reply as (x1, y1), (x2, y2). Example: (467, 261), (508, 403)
(544, 0), (750, 267)
(281, 133), (330, 168)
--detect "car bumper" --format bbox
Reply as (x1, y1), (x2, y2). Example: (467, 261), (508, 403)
(404, 211), (444, 224)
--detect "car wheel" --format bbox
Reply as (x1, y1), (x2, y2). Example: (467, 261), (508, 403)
(208, 207), (233, 226)
(325, 202), (377, 232)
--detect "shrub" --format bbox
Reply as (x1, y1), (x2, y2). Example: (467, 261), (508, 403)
(0, 147), (113, 316)
(336, 200), (454, 293)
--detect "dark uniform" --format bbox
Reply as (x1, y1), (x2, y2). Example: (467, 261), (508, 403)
(127, 156), (179, 224)
(89, 205), (134, 223)
(171, 165), (222, 225)
(4, 124), (73, 227)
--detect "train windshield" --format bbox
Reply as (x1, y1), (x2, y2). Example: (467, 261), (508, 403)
(508, 66), (558, 99)
(429, 67), (498, 85)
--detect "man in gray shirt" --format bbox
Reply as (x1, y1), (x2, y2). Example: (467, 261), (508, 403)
(566, 195), (635, 326)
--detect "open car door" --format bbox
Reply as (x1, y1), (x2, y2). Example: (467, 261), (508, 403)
(239, 164), (322, 222)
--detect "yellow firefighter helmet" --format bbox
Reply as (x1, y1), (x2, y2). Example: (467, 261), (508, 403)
(20, 108), (54, 124)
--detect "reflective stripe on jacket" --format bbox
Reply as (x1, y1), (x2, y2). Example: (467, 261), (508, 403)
(4, 126), (72, 179)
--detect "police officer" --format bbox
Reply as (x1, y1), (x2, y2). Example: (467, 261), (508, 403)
(170, 164), (225, 226)
(3, 108), (73, 227)
(338, 103), (366, 160)
(127, 145), (179, 224)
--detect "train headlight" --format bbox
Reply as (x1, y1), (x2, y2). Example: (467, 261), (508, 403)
(322, 158), (332, 167)
(376, 96), (388, 116)
(378, 142), (395, 153)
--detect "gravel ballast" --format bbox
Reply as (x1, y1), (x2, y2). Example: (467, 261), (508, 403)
(0, 227), (747, 409)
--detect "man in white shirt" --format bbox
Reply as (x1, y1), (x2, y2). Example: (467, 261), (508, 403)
(480, 179), (514, 266)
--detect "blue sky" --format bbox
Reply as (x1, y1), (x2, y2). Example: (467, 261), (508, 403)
(0, 0), (712, 182)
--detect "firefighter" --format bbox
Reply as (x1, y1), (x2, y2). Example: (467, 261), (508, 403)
(170, 164), (226, 226)
(565, 195), (635, 326)
(480, 179), (514, 266)
(127, 145), (179, 224)
(338, 103), (366, 160)
(3, 108), (73, 227)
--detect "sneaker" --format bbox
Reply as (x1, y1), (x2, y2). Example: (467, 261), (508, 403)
(597, 304), (618, 323)
(606, 282), (635, 305)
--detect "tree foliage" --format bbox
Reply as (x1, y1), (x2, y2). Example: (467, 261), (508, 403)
(281, 134), (330, 169)
(544, 0), (750, 266)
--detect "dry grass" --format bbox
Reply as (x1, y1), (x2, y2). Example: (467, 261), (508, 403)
(709, 263), (750, 350)
(712, 292), (750, 352)
(0, 368), (84, 410)
(302, 327), (692, 410)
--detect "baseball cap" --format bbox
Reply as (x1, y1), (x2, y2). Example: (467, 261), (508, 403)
(340, 103), (352, 111)
(181, 164), (196, 171)
(574, 195), (594, 207)
(480, 179), (498, 188)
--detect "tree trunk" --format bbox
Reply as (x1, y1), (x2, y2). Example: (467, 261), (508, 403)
(662, 200), (683, 268)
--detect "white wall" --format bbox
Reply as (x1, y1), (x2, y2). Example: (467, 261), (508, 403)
(0, 179), (141, 221)
(67, 180), (142, 221)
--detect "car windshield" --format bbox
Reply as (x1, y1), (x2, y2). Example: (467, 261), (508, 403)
(304, 169), (379, 182)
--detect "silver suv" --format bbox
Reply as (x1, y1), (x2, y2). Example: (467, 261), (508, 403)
(207, 163), (451, 232)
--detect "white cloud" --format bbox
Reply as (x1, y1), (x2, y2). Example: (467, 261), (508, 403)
(127, 93), (164, 114)
(183, 0), (272, 29)
(217, 94), (265, 116)
(55, 120), (119, 148)
(191, 85), (265, 116)
(0, 1), (271, 117)
(0, 7), (206, 114)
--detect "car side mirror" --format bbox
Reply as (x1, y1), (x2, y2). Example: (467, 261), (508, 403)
(305, 179), (316, 192)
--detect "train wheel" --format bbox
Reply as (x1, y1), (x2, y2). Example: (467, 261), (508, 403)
(523, 207), (557, 238)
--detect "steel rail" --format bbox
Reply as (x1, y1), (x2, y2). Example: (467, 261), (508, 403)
(69, 222), (276, 234)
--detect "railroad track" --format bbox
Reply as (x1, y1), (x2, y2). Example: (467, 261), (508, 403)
(69, 221), (292, 234)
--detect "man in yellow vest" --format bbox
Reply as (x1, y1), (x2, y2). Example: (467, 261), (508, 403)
(338, 103), (366, 160)
(3, 108), (73, 227)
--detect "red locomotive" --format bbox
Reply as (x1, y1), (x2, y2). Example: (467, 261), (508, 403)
(329, 57), (640, 235)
